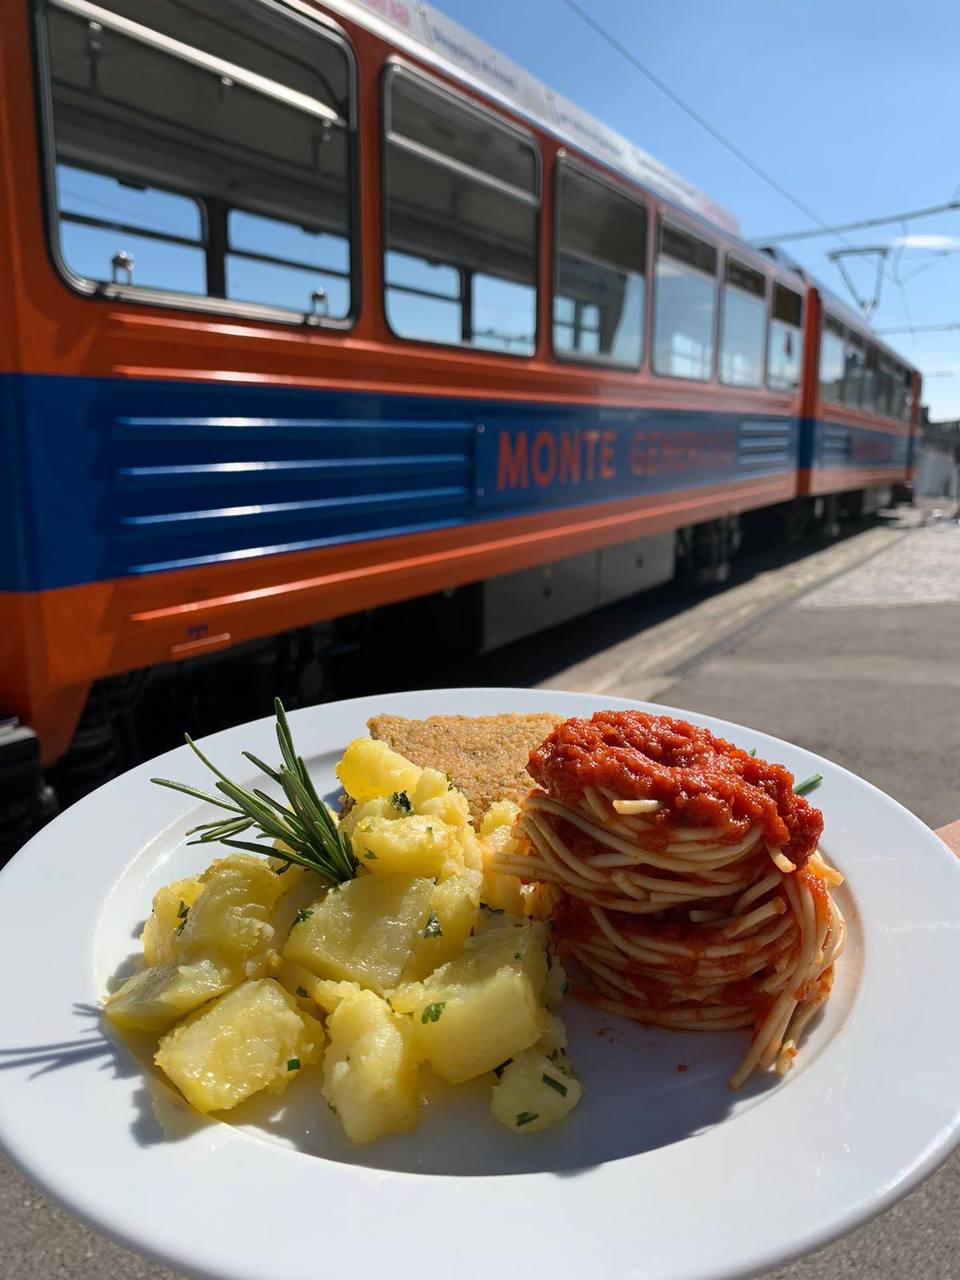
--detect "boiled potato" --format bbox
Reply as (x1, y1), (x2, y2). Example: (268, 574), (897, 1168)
(105, 957), (237, 1031)
(351, 814), (461, 879)
(178, 854), (287, 961)
(402, 873), (482, 982)
(310, 978), (364, 1014)
(322, 989), (419, 1143)
(480, 799), (521, 837)
(409, 767), (449, 807)
(535, 1009), (568, 1053)
(412, 768), (470, 827)
(282, 874), (434, 994)
(140, 878), (204, 966)
(336, 738), (421, 803)
(155, 978), (323, 1114)
(122, 733), (583, 1145)
(490, 1047), (582, 1134)
(339, 795), (397, 839)
(392, 922), (549, 1083)
(479, 801), (544, 915)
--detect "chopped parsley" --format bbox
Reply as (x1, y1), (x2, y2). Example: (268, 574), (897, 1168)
(421, 1002), (446, 1023)
(294, 907), (313, 925)
(481, 904), (504, 915)
(514, 952), (522, 960)
(295, 986), (309, 998)
(493, 1059), (512, 1078)
(391, 791), (412, 813)
(515, 1111), (538, 1127)
(542, 1073), (568, 1097)
(176, 900), (189, 919)
(363, 851), (378, 860)
(748, 747), (757, 758)
(287, 1058), (301, 1072)
(423, 910), (443, 939)
(793, 773), (823, 797)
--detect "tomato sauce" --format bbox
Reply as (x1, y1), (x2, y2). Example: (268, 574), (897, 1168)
(529, 710), (822, 867)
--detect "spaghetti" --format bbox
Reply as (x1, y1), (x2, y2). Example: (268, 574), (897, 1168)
(490, 710), (845, 1088)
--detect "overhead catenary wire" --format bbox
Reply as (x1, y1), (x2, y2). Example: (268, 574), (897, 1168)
(556, 0), (917, 324)
(874, 323), (960, 335)
(751, 198), (960, 245)
(559, 0), (849, 243)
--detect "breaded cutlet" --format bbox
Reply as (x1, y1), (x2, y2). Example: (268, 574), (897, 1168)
(367, 712), (560, 821)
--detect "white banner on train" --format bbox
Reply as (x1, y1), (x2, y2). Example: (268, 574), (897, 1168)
(327, 0), (740, 237)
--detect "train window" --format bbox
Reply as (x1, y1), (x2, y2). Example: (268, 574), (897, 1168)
(767, 284), (803, 391)
(226, 210), (351, 318)
(553, 164), (646, 367)
(819, 315), (845, 404)
(383, 68), (539, 355)
(861, 345), (879, 413)
(843, 332), (866, 407)
(719, 258), (765, 387)
(885, 358), (901, 417)
(56, 165), (206, 294)
(895, 366), (913, 423)
(37, 0), (354, 323)
(653, 222), (717, 380)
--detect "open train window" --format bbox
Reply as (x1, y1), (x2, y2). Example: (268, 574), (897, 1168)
(653, 221), (717, 381)
(767, 284), (802, 391)
(819, 314), (845, 405)
(383, 64), (539, 356)
(719, 257), (765, 388)
(553, 162), (646, 368)
(35, 0), (355, 325)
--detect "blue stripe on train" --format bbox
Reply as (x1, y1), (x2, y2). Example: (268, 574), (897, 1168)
(800, 417), (912, 472)
(0, 373), (899, 594)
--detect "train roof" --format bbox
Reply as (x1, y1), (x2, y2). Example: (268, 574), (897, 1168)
(318, 0), (740, 237)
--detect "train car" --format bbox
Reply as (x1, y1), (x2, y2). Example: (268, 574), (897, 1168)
(799, 281), (916, 514)
(0, 0), (919, 851)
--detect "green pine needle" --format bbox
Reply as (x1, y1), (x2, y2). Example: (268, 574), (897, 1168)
(152, 698), (358, 884)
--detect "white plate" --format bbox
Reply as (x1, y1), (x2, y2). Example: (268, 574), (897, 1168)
(2, 688), (960, 1280)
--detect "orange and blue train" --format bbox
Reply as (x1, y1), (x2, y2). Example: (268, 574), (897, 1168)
(0, 0), (918, 844)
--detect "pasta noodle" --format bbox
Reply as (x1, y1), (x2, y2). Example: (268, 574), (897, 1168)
(489, 710), (846, 1088)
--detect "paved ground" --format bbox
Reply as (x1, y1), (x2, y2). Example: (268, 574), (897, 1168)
(2, 514), (958, 1279)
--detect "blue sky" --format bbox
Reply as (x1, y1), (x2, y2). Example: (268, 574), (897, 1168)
(438, 0), (960, 419)
(57, 0), (959, 417)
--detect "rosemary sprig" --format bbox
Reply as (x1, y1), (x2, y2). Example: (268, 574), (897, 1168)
(151, 698), (357, 884)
